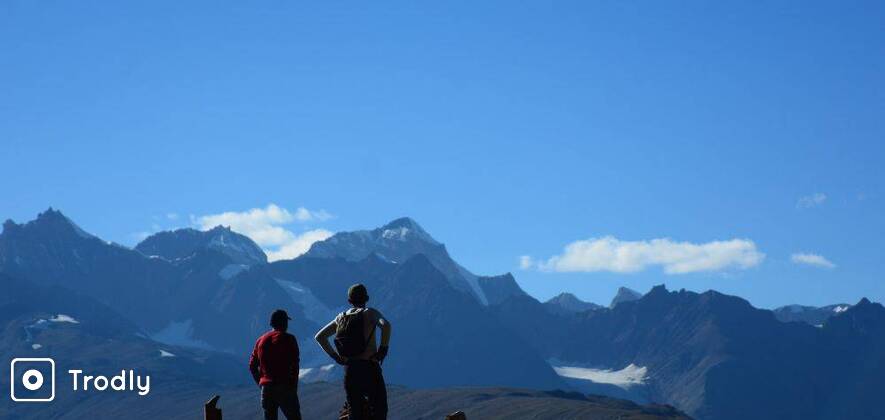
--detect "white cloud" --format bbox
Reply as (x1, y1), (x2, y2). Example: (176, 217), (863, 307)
(265, 229), (334, 262)
(166, 213), (179, 221)
(519, 255), (534, 270)
(791, 253), (836, 269)
(530, 236), (764, 274)
(797, 193), (827, 209)
(195, 204), (334, 262)
(294, 207), (333, 222)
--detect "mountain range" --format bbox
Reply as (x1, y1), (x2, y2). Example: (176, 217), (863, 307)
(2, 208), (883, 419)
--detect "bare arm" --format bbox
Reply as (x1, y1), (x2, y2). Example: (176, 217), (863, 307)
(371, 310), (392, 364)
(314, 319), (345, 364)
(378, 316), (392, 347)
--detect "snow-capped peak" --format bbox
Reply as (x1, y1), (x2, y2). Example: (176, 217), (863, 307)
(136, 227), (267, 265)
(378, 217), (438, 245)
(382, 226), (410, 240)
(305, 216), (488, 305)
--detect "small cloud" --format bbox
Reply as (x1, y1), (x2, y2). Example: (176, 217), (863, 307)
(265, 229), (334, 261)
(797, 193), (827, 209)
(528, 236), (764, 275)
(791, 253), (836, 269)
(519, 255), (534, 270)
(166, 213), (179, 221)
(194, 204), (334, 262)
(294, 208), (333, 222)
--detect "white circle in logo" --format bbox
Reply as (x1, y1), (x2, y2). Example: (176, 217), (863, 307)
(22, 369), (44, 391)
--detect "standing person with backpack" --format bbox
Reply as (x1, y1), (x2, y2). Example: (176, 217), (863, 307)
(315, 283), (392, 420)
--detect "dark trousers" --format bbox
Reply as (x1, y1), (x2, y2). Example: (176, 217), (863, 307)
(344, 360), (388, 420)
(261, 383), (302, 420)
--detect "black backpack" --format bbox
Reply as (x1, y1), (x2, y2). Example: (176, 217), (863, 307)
(334, 309), (375, 358)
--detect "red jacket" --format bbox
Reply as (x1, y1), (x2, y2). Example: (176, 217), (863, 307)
(249, 330), (300, 386)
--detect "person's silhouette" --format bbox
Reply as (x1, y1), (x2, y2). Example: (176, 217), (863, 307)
(316, 284), (392, 420)
(249, 309), (302, 420)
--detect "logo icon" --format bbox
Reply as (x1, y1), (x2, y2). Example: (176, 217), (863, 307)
(10, 358), (55, 402)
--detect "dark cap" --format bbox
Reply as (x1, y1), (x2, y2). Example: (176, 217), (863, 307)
(348, 283), (369, 304)
(270, 309), (291, 328)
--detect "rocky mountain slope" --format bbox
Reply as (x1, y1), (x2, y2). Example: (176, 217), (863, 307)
(3, 209), (884, 419)
(488, 284), (885, 420)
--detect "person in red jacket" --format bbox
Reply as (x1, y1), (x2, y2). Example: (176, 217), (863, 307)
(249, 309), (302, 420)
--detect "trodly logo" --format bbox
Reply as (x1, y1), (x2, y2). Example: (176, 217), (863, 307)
(68, 369), (150, 396)
(10, 358), (55, 402)
(9, 357), (151, 403)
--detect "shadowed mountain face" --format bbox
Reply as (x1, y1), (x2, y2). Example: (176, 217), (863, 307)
(0, 273), (137, 339)
(489, 284), (885, 420)
(0, 209), (182, 331)
(372, 255), (562, 389)
(0, 272), (250, 420)
(0, 210), (562, 391)
(610, 287), (643, 308)
(478, 273), (530, 305)
(0, 209), (319, 358)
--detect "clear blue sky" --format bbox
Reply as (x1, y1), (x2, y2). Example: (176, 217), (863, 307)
(2, 1), (883, 308)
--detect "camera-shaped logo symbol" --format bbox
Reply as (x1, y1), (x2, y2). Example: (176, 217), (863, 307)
(10, 358), (55, 402)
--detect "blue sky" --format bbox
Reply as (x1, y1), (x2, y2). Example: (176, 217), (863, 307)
(1, 1), (883, 308)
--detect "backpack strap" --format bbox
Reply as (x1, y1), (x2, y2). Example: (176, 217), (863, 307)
(365, 316), (377, 349)
(354, 308), (378, 350)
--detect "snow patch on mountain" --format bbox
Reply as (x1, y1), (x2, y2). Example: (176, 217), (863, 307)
(382, 227), (410, 241)
(552, 364), (648, 390)
(50, 314), (80, 324)
(151, 320), (215, 351)
(275, 279), (338, 325)
(23, 314), (81, 343)
(834, 305), (849, 313)
(372, 253), (397, 264)
(219, 264), (249, 280)
(159, 349), (176, 358)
